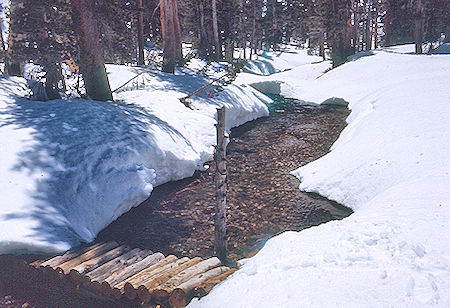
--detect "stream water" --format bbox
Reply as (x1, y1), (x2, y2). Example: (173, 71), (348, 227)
(96, 94), (353, 263)
(0, 94), (354, 307)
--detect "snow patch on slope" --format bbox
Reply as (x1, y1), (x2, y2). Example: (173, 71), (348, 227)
(0, 65), (269, 254)
(189, 49), (450, 307)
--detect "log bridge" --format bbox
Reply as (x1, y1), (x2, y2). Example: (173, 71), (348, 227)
(29, 242), (237, 307)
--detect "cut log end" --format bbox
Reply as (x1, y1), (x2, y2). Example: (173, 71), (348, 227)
(138, 285), (151, 303)
(152, 289), (170, 304)
(123, 282), (137, 300)
(169, 288), (187, 307)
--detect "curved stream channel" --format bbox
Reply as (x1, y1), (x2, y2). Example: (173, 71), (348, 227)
(97, 95), (353, 263)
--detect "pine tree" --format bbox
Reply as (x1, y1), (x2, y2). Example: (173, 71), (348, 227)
(70, 0), (113, 101)
(160, 0), (182, 73)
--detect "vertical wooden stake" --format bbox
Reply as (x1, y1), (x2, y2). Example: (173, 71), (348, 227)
(215, 107), (227, 264)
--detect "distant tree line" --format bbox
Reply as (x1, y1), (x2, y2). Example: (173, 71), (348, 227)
(0, 0), (448, 101)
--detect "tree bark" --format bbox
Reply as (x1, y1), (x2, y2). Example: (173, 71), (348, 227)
(138, 257), (201, 303)
(198, 0), (209, 58)
(0, 25), (6, 53)
(169, 266), (230, 307)
(57, 242), (118, 274)
(102, 252), (164, 289)
(5, 0), (24, 76)
(384, 1), (391, 46)
(319, 32), (325, 61)
(85, 248), (142, 282)
(69, 245), (129, 284)
(250, 0), (257, 59)
(373, 4), (378, 49)
(160, 0), (182, 73)
(413, 0), (425, 54)
(137, 0), (145, 65)
(39, 243), (104, 268)
(151, 257), (221, 301)
(70, 0), (113, 101)
(194, 268), (237, 298)
(366, 6), (373, 50)
(43, 61), (63, 100)
(215, 107), (228, 264)
(211, 0), (221, 60)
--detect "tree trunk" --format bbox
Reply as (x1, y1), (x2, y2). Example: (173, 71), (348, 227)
(319, 32), (325, 61)
(414, 18), (424, 54)
(271, 1), (278, 50)
(384, 1), (391, 46)
(43, 62), (63, 100)
(137, 0), (145, 65)
(5, 0), (24, 76)
(0, 27), (5, 53)
(70, 0), (113, 101)
(366, 7), (373, 50)
(215, 107), (227, 264)
(160, 0), (182, 73)
(198, 0), (209, 58)
(250, 1), (257, 60)
(173, 0), (182, 62)
(224, 38), (233, 63)
(211, 0), (221, 60)
(373, 4), (378, 49)
(354, 6), (360, 51)
(413, 0), (425, 54)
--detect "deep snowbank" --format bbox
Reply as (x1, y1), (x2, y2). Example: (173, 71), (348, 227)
(189, 50), (450, 306)
(236, 46), (330, 95)
(0, 65), (269, 254)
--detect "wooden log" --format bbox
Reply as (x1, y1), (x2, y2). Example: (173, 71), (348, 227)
(88, 249), (153, 284)
(85, 249), (149, 299)
(215, 106), (228, 264)
(194, 268), (237, 298)
(138, 257), (202, 303)
(57, 242), (119, 274)
(116, 255), (178, 300)
(69, 245), (129, 283)
(85, 248), (141, 282)
(131, 257), (189, 290)
(169, 266), (230, 307)
(101, 252), (165, 295)
(39, 242), (103, 268)
(152, 257), (222, 303)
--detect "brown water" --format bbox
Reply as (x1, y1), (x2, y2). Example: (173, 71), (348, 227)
(0, 95), (352, 307)
(97, 95), (353, 263)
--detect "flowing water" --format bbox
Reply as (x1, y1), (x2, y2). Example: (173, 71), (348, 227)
(97, 95), (353, 262)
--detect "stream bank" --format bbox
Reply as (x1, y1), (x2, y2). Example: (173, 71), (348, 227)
(97, 95), (353, 263)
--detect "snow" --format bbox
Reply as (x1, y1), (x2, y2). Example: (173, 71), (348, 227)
(188, 49), (450, 307)
(0, 64), (269, 254)
(236, 47), (329, 95)
(2, 43), (450, 306)
(432, 43), (450, 54)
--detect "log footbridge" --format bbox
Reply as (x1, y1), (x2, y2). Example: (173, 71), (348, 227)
(30, 242), (236, 307)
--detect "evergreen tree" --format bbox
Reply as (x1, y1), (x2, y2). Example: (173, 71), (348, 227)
(160, 0), (182, 73)
(70, 0), (113, 101)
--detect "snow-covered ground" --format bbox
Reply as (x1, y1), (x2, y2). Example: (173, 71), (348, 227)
(0, 63), (269, 254)
(2, 43), (449, 306)
(189, 47), (450, 307)
(236, 46), (330, 95)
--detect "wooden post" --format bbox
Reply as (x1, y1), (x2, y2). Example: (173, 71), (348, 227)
(214, 107), (227, 264)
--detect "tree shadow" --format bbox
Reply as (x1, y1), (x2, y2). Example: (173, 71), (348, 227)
(0, 94), (197, 252)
